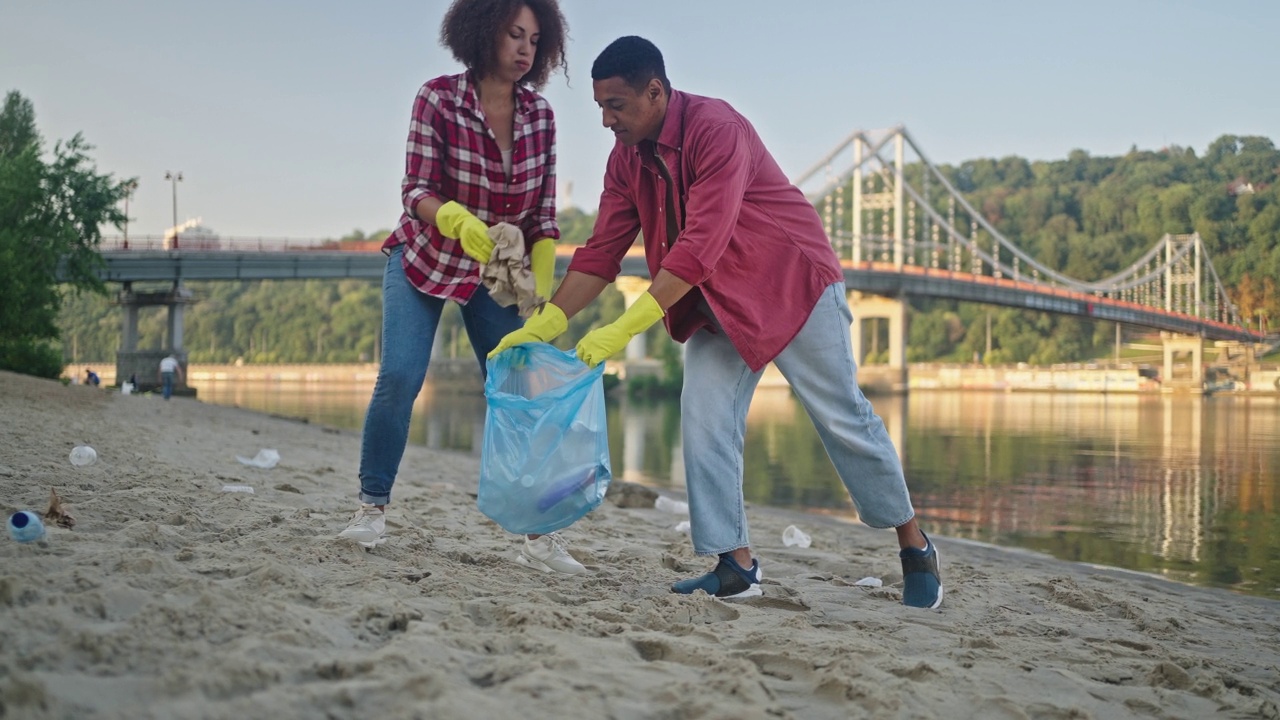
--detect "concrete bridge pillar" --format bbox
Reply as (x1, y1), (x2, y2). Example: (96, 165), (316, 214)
(1161, 332), (1204, 392)
(848, 291), (908, 393)
(614, 276), (652, 361)
(114, 281), (196, 396)
(120, 283), (140, 352)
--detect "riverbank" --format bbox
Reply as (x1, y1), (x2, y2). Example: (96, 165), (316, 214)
(2, 370), (1278, 718)
(64, 361), (1280, 395)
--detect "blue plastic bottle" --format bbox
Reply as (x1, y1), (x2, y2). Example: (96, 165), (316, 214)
(8, 511), (46, 543)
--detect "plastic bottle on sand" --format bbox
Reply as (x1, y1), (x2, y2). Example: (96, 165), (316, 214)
(8, 511), (46, 543)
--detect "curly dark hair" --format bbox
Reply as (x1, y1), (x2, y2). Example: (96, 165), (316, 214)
(440, 0), (569, 90)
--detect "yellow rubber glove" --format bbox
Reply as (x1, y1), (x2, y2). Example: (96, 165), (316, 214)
(487, 302), (568, 359)
(576, 293), (665, 368)
(529, 238), (556, 300)
(434, 200), (494, 263)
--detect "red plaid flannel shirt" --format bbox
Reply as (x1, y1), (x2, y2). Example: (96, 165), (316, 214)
(382, 72), (560, 302)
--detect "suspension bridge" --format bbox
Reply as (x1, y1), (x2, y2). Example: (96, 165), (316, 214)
(81, 127), (1267, 392)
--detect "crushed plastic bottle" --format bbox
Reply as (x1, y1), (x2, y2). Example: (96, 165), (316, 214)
(782, 524), (812, 548)
(235, 449), (280, 469)
(8, 511), (46, 543)
(654, 496), (689, 515)
(69, 445), (97, 467)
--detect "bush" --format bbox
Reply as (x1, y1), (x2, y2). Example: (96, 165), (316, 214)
(0, 339), (64, 379)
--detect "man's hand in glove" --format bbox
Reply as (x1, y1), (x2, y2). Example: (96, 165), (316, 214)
(575, 293), (665, 368)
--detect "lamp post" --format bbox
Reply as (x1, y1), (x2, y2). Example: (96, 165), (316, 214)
(121, 179), (139, 249)
(164, 171), (183, 249)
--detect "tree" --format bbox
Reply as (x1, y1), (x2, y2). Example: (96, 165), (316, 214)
(0, 90), (132, 377)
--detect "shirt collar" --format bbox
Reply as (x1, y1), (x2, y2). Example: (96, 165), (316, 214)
(457, 71), (536, 116)
(656, 89), (686, 151)
(633, 88), (686, 158)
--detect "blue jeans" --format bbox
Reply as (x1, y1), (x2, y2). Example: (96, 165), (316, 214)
(682, 281), (915, 555)
(161, 372), (175, 400)
(358, 247), (523, 505)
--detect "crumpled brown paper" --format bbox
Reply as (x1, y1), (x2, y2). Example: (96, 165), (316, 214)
(479, 222), (546, 318)
(44, 487), (75, 529)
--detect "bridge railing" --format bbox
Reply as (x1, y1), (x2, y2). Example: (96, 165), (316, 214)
(99, 235), (383, 253)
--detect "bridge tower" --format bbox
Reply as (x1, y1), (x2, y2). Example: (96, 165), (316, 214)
(847, 130), (907, 267)
(114, 281), (195, 396)
(1159, 234), (1207, 392)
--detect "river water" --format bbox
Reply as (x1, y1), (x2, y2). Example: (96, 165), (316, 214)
(193, 380), (1280, 599)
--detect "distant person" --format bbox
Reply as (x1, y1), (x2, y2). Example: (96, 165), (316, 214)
(338, 0), (582, 574)
(158, 355), (184, 400)
(490, 37), (942, 607)
(84, 368), (100, 387)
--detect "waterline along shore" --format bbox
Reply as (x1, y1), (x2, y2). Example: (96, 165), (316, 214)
(63, 361), (1280, 395)
(3, 370), (1279, 717)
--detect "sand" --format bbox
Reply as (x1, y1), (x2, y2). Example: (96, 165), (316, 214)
(1, 369), (1278, 720)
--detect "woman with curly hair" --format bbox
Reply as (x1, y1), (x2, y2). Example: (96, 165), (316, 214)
(339, 0), (584, 575)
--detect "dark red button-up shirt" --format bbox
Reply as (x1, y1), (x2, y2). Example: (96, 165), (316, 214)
(383, 72), (560, 302)
(567, 89), (843, 371)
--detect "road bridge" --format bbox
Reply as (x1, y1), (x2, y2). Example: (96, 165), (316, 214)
(72, 127), (1266, 394)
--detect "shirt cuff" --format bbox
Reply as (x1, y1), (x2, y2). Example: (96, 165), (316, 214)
(659, 247), (713, 287)
(403, 187), (436, 219)
(566, 245), (622, 282)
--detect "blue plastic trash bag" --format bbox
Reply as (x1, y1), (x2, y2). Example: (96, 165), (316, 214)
(479, 343), (612, 535)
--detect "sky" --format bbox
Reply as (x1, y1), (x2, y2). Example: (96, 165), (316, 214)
(3, 0), (1278, 240)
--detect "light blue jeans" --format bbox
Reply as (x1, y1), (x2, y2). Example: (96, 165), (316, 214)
(358, 247), (522, 505)
(682, 281), (915, 555)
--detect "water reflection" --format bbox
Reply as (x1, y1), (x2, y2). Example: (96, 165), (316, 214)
(194, 379), (1280, 598)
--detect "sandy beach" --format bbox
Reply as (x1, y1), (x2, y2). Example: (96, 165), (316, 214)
(1, 369), (1278, 720)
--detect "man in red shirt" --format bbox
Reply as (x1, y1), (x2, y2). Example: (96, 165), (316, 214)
(491, 36), (942, 608)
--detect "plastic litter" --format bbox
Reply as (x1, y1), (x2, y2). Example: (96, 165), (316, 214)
(674, 520), (691, 534)
(221, 485), (255, 494)
(654, 496), (689, 515)
(854, 576), (883, 587)
(235, 449), (280, 469)
(782, 524), (812, 548)
(8, 511), (46, 543)
(121, 382), (134, 395)
(69, 445), (97, 467)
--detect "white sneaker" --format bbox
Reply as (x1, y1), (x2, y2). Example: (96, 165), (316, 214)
(517, 533), (586, 575)
(338, 503), (386, 548)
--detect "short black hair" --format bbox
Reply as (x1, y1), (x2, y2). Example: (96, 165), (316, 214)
(440, 0), (569, 90)
(591, 36), (670, 93)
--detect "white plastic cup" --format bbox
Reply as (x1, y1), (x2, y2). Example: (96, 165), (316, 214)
(8, 511), (46, 543)
(782, 525), (812, 548)
(69, 445), (98, 467)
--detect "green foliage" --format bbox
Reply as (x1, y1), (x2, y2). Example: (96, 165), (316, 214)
(893, 134), (1280, 363)
(55, 221), (631, 364)
(0, 338), (64, 378)
(0, 90), (131, 378)
(556, 207), (596, 245)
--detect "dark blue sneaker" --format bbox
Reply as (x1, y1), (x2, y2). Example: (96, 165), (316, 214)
(671, 553), (762, 599)
(900, 532), (943, 609)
